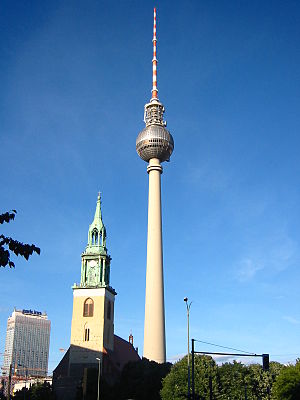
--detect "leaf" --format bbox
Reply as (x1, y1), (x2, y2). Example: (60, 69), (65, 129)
(0, 210), (16, 224)
(0, 247), (10, 267)
(0, 227), (40, 268)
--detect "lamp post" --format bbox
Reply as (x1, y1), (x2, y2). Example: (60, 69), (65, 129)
(184, 297), (192, 399)
(96, 357), (101, 400)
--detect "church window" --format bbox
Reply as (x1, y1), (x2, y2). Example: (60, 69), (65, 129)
(84, 328), (90, 341)
(92, 229), (101, 245)
(92, 229), (98, 245)
(83, 298), (94, 317)
(107, 301), (111, 320)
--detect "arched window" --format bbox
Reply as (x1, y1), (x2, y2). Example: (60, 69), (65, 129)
(92, 229), (98, 245)
(83, 298), (94, 317)
(107, 301), (111, 320)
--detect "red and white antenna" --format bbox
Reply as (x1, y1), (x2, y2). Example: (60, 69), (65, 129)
(151, 7), (158, 100)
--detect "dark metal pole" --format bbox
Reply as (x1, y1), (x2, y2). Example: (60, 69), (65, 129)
(192, 339), (195, 400)
(184, 298), (191, 399)
(187, 308), (190, 400)
(96, 357), (101, 400)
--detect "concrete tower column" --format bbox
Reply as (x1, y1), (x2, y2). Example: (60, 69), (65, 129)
(136, 8), (174, 364)
(143, 158), (166, 363)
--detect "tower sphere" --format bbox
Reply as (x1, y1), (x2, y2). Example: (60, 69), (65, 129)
(136, 123), (174, 162)
(136, 6), (174, 164)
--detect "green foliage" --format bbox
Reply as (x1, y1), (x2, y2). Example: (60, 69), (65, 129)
(14, 382), (53, 400)
(245, 362), (282, 399)
(13, 387), (29, 399)
(0, 211), (17, 224)
(74, 360), (171, 400)
(161, 355), (219, 400)
(0, 378), (5, 400)
(272, 360), (300, 400)
(218, 361), (248, 399)
(0, 210), (40, 268)
(161, 357), (284, 400)
(118, 358), (171, 400)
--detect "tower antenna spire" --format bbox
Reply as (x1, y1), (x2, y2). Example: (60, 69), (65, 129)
(151, 7), (158, 101)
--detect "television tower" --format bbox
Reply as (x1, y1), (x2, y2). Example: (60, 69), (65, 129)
(136, 8), (174, 363)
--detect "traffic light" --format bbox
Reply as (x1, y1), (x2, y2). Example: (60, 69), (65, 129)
(262, 354), (269, 371)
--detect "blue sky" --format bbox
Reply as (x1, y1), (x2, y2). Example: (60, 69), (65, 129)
(1, 0), (300, 373)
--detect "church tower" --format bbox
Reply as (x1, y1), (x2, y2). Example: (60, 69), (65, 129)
(69, 193), (116, 373)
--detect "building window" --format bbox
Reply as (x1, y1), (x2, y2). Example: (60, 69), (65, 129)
(83, 298), (94, 317)
(84, 328), (90, 341)
(107, 301), (111, 320)
(92, 229), (98, 245)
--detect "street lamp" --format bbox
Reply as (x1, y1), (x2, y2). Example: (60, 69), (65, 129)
(96, 357), (101, 400)
(184, 297), (192, 399)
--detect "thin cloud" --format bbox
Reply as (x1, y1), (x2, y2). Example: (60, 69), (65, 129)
(185, 161), (230, 192)
(237, 258), (263, 282)
(167, 353), (185, 363)
(168, 353), (253, 365)
(236, 231), (298, 282)
(0, 307), (11, 314)
(283, 316), (300, 325)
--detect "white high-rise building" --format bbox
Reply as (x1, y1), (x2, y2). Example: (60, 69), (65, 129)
(2, 308), (51, 377)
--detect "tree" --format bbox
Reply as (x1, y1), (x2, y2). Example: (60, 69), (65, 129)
(218, 361), (249, 399)
(272, 359), (300, 400)
(13, 387), (29, 399)
(14, 382), (53, 400)
(0, 378), (5, 400)
(161, 355), (220, 400)
(161, 356), (285, 400)
(0, 210), (40, 268)
(118, 358), (171, 400)
(246, 362), (284, 399)
(74, 360), (171, 400)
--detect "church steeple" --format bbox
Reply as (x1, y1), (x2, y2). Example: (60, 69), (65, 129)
(76, 193), (114, 290)
(86, 192), (107, 253)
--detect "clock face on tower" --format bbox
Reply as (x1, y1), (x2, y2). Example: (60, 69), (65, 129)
(87, 259), (99, 286)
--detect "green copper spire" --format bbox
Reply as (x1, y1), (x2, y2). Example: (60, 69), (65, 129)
(86, 192), (107, 253)
(75, 193), (114, 291)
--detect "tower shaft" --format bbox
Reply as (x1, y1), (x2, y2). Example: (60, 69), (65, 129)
(143, 158), (166, 363)
(136, 8), (173, 364)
